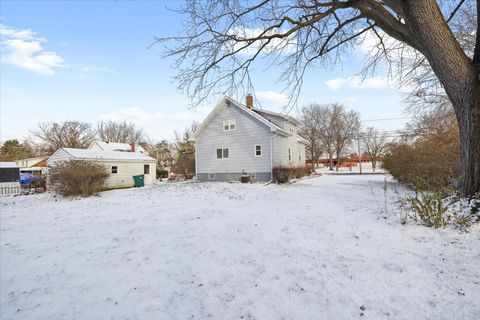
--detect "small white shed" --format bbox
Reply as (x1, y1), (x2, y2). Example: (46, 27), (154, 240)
(47, 148), (157, 188)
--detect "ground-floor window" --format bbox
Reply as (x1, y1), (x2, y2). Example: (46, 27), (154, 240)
(144, 164), (150, 174)
(216, 148), (229, 159)
(111, 166), (118, 174)
(288, 148), (292, 161)
(255, 145), (262, 156)
(249, 172), (256, 179)
(208, 173), (215, 180)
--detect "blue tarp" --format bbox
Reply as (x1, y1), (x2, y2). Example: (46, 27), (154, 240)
(20, 173), (38, 186)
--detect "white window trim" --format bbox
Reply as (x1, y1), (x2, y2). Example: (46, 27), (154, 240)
(254, 144), (262, 157)
(208, 173), (215, 180)
(288, 148), (292, 162)
(223, 119), (236, 131)
(216, 147), (230, 159)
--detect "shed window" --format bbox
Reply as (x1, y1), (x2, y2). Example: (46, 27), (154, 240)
(208, 173), (215, 180)
(144, 164), (150, 174)
(255, 145), (262, 157)
(216, 148), (229, 159)
(223, 119), (236, 131)
(111, 166), (118, 174)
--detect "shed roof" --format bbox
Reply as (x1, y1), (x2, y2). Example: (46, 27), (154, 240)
(59, 148), (155, 161)
(89, 141), (147, 153)
(0, 162), (19, 168)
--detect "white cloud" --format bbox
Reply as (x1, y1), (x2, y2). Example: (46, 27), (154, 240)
(98, 106), (212, 140)
(256, 90), (288, 105)
(325, 76), (390, 91)
(0, 24), (67, 75)
(325, 78), (347, 91)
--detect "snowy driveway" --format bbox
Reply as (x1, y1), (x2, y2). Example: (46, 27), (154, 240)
(1, 175), (479, 319)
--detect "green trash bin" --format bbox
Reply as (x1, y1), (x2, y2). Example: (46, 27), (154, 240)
(133, 174), (145, 187)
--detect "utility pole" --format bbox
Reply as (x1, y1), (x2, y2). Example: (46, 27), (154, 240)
(357, 130), (362, 175)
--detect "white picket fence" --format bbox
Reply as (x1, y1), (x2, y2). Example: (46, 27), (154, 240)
(0, 185), (22, 196)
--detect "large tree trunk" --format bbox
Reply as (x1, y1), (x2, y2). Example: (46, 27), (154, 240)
(404, 0), (480, 196)
(457, 90), (480, 195)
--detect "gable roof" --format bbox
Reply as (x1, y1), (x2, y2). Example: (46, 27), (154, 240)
(50, 148), (155, 162)
(191, 96), (308, 145)
(252, 108), (302, 126)
(89, 141), (147, 153)
(191, 96), (291, 140)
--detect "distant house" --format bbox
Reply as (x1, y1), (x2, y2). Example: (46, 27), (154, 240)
(191, 95), (308, 182)
(15, 156), (49, 176)
(0, 162), (20, 195)
(88, 141), (147, 154)
(47, 148), (157, 188)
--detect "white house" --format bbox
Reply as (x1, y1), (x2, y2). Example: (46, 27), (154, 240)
(47, 148), (157, 188)
(15, 156), (49, 177)
(191, 95), (308, 182)
(88, 141), (147, 154)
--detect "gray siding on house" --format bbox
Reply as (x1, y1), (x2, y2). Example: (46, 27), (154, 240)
(272, 134), (306, 167)
(195, 103), (273, 179)
(197, 172), (272, 182)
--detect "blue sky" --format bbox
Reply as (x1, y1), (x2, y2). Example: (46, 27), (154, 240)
(0, 0), (411, 142)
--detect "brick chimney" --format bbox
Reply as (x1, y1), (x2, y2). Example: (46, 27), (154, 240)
(246, 94), (253, 109)
(130, 141), (136, 152)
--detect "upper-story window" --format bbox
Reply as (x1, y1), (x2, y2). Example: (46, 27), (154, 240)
(286, 122), (295, 134)
(223, 119), (236, 131)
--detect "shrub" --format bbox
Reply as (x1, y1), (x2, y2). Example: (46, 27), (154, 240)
(407, 189), (450, 228)
(382, 110), (460, 192)
(48, 160), (109, 197)
(273, 166), (311, 183)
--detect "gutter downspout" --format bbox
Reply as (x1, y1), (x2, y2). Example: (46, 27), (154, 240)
(269, 132), (279, 182)
(194, 142), (198, 181)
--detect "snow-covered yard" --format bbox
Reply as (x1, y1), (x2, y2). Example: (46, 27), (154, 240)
(1, 175), (479, 319)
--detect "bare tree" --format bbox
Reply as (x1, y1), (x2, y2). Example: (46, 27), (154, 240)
(332, 104), (360, 166)
(317, 105), (338, 170)
(96, 120), (144, 143)
(363, 127), (389, 171)
(159, 0), (480, 195)
(31, 121), (94, 153)
(299, 104), (323, 167)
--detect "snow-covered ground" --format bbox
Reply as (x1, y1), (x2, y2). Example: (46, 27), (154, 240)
(1, 175), (479, 319)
